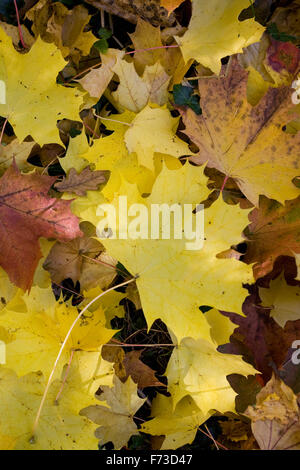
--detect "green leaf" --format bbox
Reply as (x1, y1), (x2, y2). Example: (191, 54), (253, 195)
(267, 23), (298, 44)
(93, 39), (109, 54)
(98, 28), (112, 40)
(173, 84), (201, 115)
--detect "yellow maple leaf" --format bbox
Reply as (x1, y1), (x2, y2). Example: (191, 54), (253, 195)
(0, 27), (83, 145)
(60, 109), (182, 199)
(124, 105), (190, 171)
(166, 336), (257, 415)
(259, 273), (300, 327)
(141, 394), (210, 449)
(112, 59), (170, 112)
(80, 375), (146, 450)
(78, 49), (124, 99)
(73, 163), (253, 341)
(0, 367), (99, 450)
(0, 290), (116, 379)
(175, 0), (264, 74)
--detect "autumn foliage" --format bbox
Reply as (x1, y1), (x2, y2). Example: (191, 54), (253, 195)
(0, 0), (299, 451)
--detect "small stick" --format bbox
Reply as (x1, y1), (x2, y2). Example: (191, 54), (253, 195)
(95, 114), (131, 127)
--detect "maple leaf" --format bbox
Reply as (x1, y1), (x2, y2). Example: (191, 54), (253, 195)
(82, 163), (253, 341)
(80, 376), (146, 450)
(160, 0), (185, 14)
(112, 59), (170, 112)
(26, 1), (96, 64)
(77, 49), (124, 99)
(129, 18), (190, 88)
(54, 166), (107, 196)
(181, 59), (300, 205)
(0, 164), (82, 290)
(0, 139), (35, 174)
(0, 367), (99, 450)
(0, 26), (83, 145)
(245, 374), (300, 450)
(238, 35), (300, 105)
(59, 110), (182, 200)
(43, 235), (117, 291)
(166, 336), (256, 415)
(221, 293), (300, 381)
(141, 394), (210, 450)
(124, 105), (190, 172)
(122, 350), (165, 389)
(82, 286), (125, 327)
(0, 286), (116, 379)
(244, 196), (300, 279)
(175, 0), (264, 74)
(259, 273), (300, 327)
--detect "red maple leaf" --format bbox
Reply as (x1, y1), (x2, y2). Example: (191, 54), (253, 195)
(0, 164), (83, 291)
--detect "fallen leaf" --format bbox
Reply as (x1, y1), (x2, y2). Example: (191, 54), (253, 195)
(141, 394), (210, 449)
(80, 375), (146, 449)
(26, 1), (97, 63)
(55, 166), (107, 196)
(259, 273), (300, 327)
(244, 196), (300, 279)
(166, 336), (256, 414)
(43, 235), (117, 291)
(0, 139), (35, 174)
(0, 164), (82, 291)
(123, 350), (165, 388)
(245, 374), (300, 450)
(0, 26), (83, 145)
(181, 58), (300, 205)
(0, 367), (99, 450)
(175, 0), (264, 74)
(77, 49), (124, 99)
(160, 0), (185, 14)
(124, 104), (190, 171)
(112, 59), (170, 112)
(84, 0), (175, 27)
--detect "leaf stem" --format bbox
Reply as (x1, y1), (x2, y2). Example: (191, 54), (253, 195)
(31, 276), (137, 438)
(0, 118), (8, 145)
(13, 0), (28, 49)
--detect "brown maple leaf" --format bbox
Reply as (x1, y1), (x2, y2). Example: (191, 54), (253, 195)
(244, 195), (300, 279)
(0, 164), (82, 291)
(54, 166), (108, 196)
(181, 58), (300, 206)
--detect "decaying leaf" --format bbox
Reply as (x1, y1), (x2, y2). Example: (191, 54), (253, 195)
(123, 350), (165, 389)
(244, 196), (300, 279)
(43, 235), (117, 291)
(245, 374), (300, 450)
(55, 166), (107, 196)
(181, 58), (300, 205)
